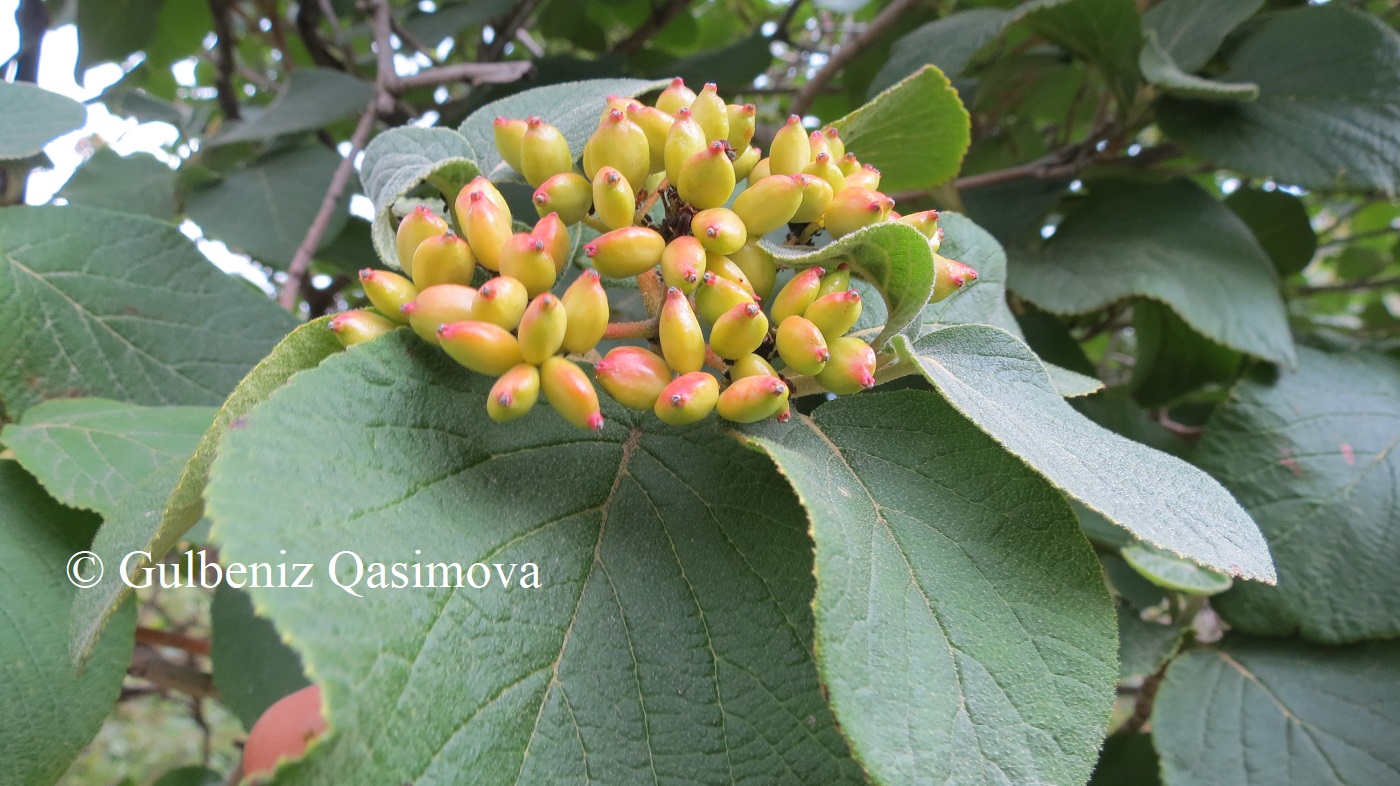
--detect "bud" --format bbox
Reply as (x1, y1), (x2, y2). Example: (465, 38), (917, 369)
(594, 346), (672, 410)
(716, 374), (789, 424)
(898, 209), (940, 239)
(471, 275), (529, 330)
(329, 309), (396, 347)
(836, 152), (861, 176)
(404, 283), (477, 344)
(457, 191), (512, 271)
(823, 186), (893, 239)
(660, 235), (708, 294)
(583, 226), (666, 278)
(487, 363), (540, 422)
(438, 321), (525, 376)
(748, 156), (772, 183)
(844, 164), (881, 192)
(660, 287), (706, 374)
(656, 77), (697, 116)
(533, 212), (572, 274)
(729, 353), (778, 380)
(411, 232), (476, 289)
(497, 233), (557, 297)
(593, 167), (636, 230)
(395, 206), (448, 278)
(822, 126), (846, 160)
(708, 302), (769, 360)
(626, 103), (672, 175)
(730, 241), (778, 301)
(533, 172), (593, 226)
(540, 356), (604, 431)
(584, 109), (649, 191)
(732, 144), (761, 182)
(694, 271), (757, 325)
(654, 372), (719, 426)
(492, 117), (528, 174)
(706, 252), (755, 296)
(733, 174), (804, 236)
(691, 207), (747, 256)
(790, 174), (834, 224)
(805, 288), (863, 338)
(802, 152), (846, 194)
(560, 269), (609, 353)
(677, 141), (736, 210)
(689, 83), (729, 142)
(517, 293), (568, 364)
(726, 103), (757, 149)
(521, 116), (573, 187)
(770, 266), (825, 325)
(817, 263), (852, 298)
(931, 255), (978, 303)
(775, 314), (830, 375)
(815, 336), (877, 395)
(359, 268), (418, 324)
(770, 115), (811, 176)
(664, 107), (708, 184)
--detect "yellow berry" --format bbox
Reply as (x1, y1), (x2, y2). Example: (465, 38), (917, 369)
(540, 356), (604, 431)
(560, 269), (609, 353)
(716, 374), (789, 423)
(438, 321), (524, 376)
(410, 231), (476, 289)
(358, 268), (418, 324)
(533, 172), (593, 226)
(583, 226), (666, 278)
(733, 174), (803, 236)
(487, 363), (540, 422)
(660, 286), (706, 374)
(403, 283), (477, 344)
(654, 372), (719, 425)
(471, 275), (529, 330)
(691, 207), (746, 256)
(677, 141), (736, 210)
(770, 115), (811, 176)
(395, 205), (448, 278)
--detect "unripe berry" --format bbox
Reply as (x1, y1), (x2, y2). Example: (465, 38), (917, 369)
(654, 372), (719, 426)
(717, 374), (790, 424)
(656, 77), (697, 116)
(691, 207), (747, 256)
(521, 116), (573, 187)
(726, 103), (756, 149)
(748, 156), (772, 182)
(458, 191), (512, 271)
(395, 205), (448, 278)
(626, 103), (673, 174)
(733, 174), (803, 236)
(466, 176), (510, 215)
(664, 107), (708, 184)
(802, 152), (846, 194)
(817, 263), (852, 297)
(488, 363), (540, 422)
(730, 241), (778, 301)
(770, 115), (812, 176)
(836, 152), (861, 176)
(359, 268), (418, 324)
(411, 232), (476, 288)
(593, 167), (636, 230)
(815, 336), (877, 394)
(599, 94), (640, 123)
(533, 172), (593, 226)
(660, 235), (708, 294)
(677, 141), (736, 210)
(584, 226), (666, 278)
(708, 301), (769, 360)
(329, 309), (396, 347)
(845, 164), (881, 192)
(898, 209), (941, 239)
(791, 174), (834, 224)
(492, 117), (528, 174)
(472, 275), (529, 330)
(775, 314), (830, 375)
(533, 212), (572, 275)
(931, 255), (979, 303)
(438, 321), (524, 376)
(770, 266), (825, 325)
(823, 186), (893, 239)
(498, 233), (557, 297)
(822, 126), (846, 160)
(584, 109), (649, 191)
(688, 83), (729, 142)
(732, 144), (761, 182)
(706, 252), (755, 296)
(729, 353), (778, 380)
(594, 346), (671, 410)
(403, 283), (477, 344)
(540, 356), (604, 431)
(930, 226), (945, 254)
(243, 685), (326, 781)
(805, 288), (863, 338)
(660, 286), (706, 374)
(695, 271), (757, 325)
(560, 269), (609, 353)
(808, 130), (832, 162)
(518, 293), (568, 364)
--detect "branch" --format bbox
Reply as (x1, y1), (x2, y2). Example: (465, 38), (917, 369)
(208, 0), (241, 120)
(790, 0), (923, 116)
(128, 645), (219, 700)
(614, 0), (694, 55)
(136, 626), (212, 657)
(772, 0), (808, 44)
(1295, 273), (1400, 295)
(388, 60), (534, 92)
(603, 318), (660, 340)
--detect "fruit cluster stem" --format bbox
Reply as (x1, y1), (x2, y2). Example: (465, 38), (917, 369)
(638, 270), (666, 317)
(603, 317), (660, 340)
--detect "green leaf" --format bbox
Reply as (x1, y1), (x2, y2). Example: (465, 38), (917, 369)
(1121, 543), (1233, 596)
(0, 461), (135, 786)
(204, 333), (860, 784)
(1159, 6), (1400, 195)
(922, 211), (1022, 337)
(1020, 0), (1142, 99)
(1101, 554), (1167, 610)
(1089, 733), (1162, 786)
(1116, 607), (1182, 680)
(57, 148), (177, 220)
(0, 205), (297, 417)
(69, 318), (342, 668)
(211, 584), (310, 730)
(1139, 31), (1259, 102)
(659, 34), (773, 93)
(1197, 348), (1400, 644)
(869, 9), (1010, 96)
(0, 398), (214, 514)
(741, 390), (1116, 786)
(75, 0), (161, 71)
(400, 0), (517, 47)
(763, 220), (934, 348)
(830, 65), (971, 193)
(1143, 0), (1262, 72)
(358, 127), (480, 270)
(0, 81), (86, 160)
(151, 766), (223, 786)
(893, 323), (1276, 582)
(1224, 188), (1317, 278)
(1131, 300), (1243, 408)
(210, 68), (375, 146)
(1009, 179), (1295, 365)
(1152, 637), (1400, 786)
(186, 145), (349, 269)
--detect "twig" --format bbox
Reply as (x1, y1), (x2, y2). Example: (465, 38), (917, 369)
(208, 0), (241, 120)
(389, 60), (534, 91)
(482, 0), (543, 61)
(772, 0), (808, 44)
(603, 318), (660, 340)
(1318, 226), (1400, 250)
(391, 17), (444, 66)
(1121, 665), (1166, 734)
(128, 645), (219, 699)
(614, 0), (695, 54)
(790, 0), (922, 116)
(136, 626), (213, 657)
(1295, 273), (1400, 295)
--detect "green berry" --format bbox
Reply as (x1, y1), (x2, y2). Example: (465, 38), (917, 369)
(656, 77), (697, 116)
(660, 286), (706, 374)
(594, 346), (672, 410)
(770, 115), (811, 176)
(845, 164), (881, 192)
(654, 372), (719, 426)
(395, 205), (448, 278)
(410, 231), (476, 289)
(730, 241), (777, 301)
(518, 293), (568, 364)
(664, 107), (708, 185)
(329, 309), (396, 347)
(770, 266), (824, 325)
(726, 103), (756, 149)
(660, 235), (708, 294)
(533, 213), (572, 275)
(438, 321), (525, 376)
(716, 374), (789, 424)
(540, 356), (604, 431)
(677, 141), (736, 210)
(487, 363), (540, 422)
(691, 207), (746, 256)
(498, 233), (557, 298)
(593, 167), (636, 230)
(626, 103), (672, 175)
(533, 172), (593, 226)
(457, 191), (512, 272)
(584, 109), (650, 192)
(815, 336), (876, 394)
(403, 283), (477, 344)
(836, 152), (861, 176)
(584, 226), (666, 278)
(822, 126), (846, 160)
(775, 315), (830, 375)
(729, 353), (778, 380)
(733, 174), (803, 236)
(816, 263), (852, 297)
(708, 301), (769, 360)
(804, 288), (862, 338)
(689, 82), (729, 143)
(931, 254), (978, 303)
(732, 144), (761, 182)
(492, 117), (528, 175)
(898, 209), (940, 239)
(823, 186), (893, 239)
(521, 116), (573, 188)
(359, 268), (418, 324)
(790, 174), (834, 224)
(560, 269), (609, 353)
(471, 275), (529, 330)
(802, 151), (846, 195)
(694, 271), (756, 325)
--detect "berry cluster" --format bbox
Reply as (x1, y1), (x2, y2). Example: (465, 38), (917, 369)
(330, 79), (976, 431)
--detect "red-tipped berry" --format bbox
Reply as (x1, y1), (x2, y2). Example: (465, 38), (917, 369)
(689, 82), (728, 142)
(708, 301), (769, 360)
(583, 109), (650, 190)
(488, 364), (540, 422)
(521, 116), (572, 187)
(518, 293), (568, 364)
(654, 372), (719, 426)
(329, 309), (396, 347)
(540, 356), (604, 431)
(410, 231), (476, 289)
(931, 255), (978, 303)
(805, 288), (863, 338)
(716, 374), (790, 423)
(471, 275), (529, 330)
(533, 172), (593, 226)
(395, 206), (448, 277)
(438, 321), (524, 376)
(791, 174), (834, 224)
(457, 190), (512, 271)
(498, 233), (557, 297)
(823, 186), (893, 239)
(775, 315), (830, 375)
(593, 167), (636, 230)
(816, 336), (877, 394)
(594, 346), (672, 410)
(359, 268), (418, 324)
(405, 284), (476, 344)
(733, 174), (804, 236)
(726, 103), (756, 149)
(560, 269), (609, 353)
(706, 252), (755, 296)
(493, 117), (529, 174)
(677, 141), (736, 210)
(770, 115), (811, 176)
(533, 212), (572, 274)
(664, 107), (708, 184)
(660, 286), (706, 374)
(691, 207), (746, 255)
(656, 77), (697, 116)
(584, 226), (666, 278)
(770, 266), (825, 325)
(660, 235), (708, 294)
(694, 271), (757, 325)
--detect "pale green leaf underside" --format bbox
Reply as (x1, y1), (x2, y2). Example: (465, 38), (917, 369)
(359, 126), (480, 269)
(742, 390), (1116, 786)
(894, 324), (1276, 582)
(1121, 543), (1233, 596)
(210, 67), (375, 146)
(831, 66), (970, 194)
(0, 81), (85, 160)
(1140, 31), (1259, 102)
(205, 333), (860, 785)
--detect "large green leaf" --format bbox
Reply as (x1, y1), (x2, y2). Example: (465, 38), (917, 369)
(186, 145), (349, 269)
(0, 205), (297, 416)
(1130, 300), (1242, 408)
(0, 81), (86, 161)
(210, 68), (375, 146)
(1116, 607), (1182, 680)
(0, 398), (213, 514)
(57, 148), (177, 221)
(204, 333), (861, 784)
(1009, 179), (1295, 365)
(75, 0), (161, 71)
(1159, 6), (1400, 195)
(211, 584), (310, 730)
(868, 9), (1010, 96)
(1139, 31), (1258, 103)
(1019, 0), (1142, 99)
(359, 127), (480, 270)
(1153, 637), (1400, 786)
(1143, 0), (1262, 72)
(1197, 348), (1400, 644)
(893, 324), (1276, 582)
(1224, 188), (1317, 278)
(742, 391), (1116, 786)
(0, 461), (135, 786)
(1089, 733), (1161, 786)
(830, 65), (970, 193)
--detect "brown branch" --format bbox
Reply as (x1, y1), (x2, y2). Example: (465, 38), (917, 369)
(603, 318), (661, 340)
(136, 626), (213, 657)
(388, 60), (533, 92)
(790, 0), (923, 117)
(295, 0), (350, 71)
(128, 645), (219, 700)
(208, 0), (241, 120)
(1121, 665), (1166, 734)
(614, 0), (694, 54)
